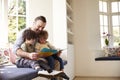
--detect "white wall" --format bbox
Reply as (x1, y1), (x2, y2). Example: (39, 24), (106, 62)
(52, 0), (67, 49)
(28, 0), (54, 43)
(73, 0), (120, 77)
(28, 0), (67, 47)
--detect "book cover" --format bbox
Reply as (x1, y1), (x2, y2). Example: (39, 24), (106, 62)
(38, 48), (66, 57)
(38, 48), (58, 57)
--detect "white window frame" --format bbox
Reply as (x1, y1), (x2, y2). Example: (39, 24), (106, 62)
(0, 0), (28, 46)
(0, 0), (8, 46)
(99, 0), (120, 48)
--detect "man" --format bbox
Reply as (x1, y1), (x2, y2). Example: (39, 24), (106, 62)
(12, 16), (65, 80)
(12, 16), (46, 60)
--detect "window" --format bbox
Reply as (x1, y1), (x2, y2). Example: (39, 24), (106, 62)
(0, 0), (28, 47)
(8, 0), (27, 44)
(99, 0), (120, 48)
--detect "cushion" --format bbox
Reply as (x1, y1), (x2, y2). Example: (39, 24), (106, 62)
(0, 66), (37, 80)
(0, 47), (17, 65)
(103, 47), (117, 57)
(0, 48), (10, 65)
(95, 56), (120, 61)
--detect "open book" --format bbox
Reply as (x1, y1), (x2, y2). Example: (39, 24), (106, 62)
(38, 70), (63, 78)
(38, 48), (66, 57)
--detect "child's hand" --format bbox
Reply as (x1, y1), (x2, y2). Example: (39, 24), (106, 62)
(57, 50), (62, 56)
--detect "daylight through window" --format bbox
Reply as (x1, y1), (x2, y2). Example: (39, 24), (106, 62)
(8, 0), (27, 44)
(99, 0), (120, 48)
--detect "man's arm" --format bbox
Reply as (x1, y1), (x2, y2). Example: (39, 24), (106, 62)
(12, 29), (28, 57)
(14, 44), (39, 60)
(16, 48), (30, 58)
(12, 28), (34, 59)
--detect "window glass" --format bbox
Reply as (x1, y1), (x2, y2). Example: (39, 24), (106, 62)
(103, 15), (108, 25)
(8, 0), (16, 15)
(112, 2), (118, 13)
(18, 0), (26, 15)
(100, 15), (108, 26)
(99, 1), (107, 12)
(111, 2), (120, 13)
(99, 1), (103, 12)
(113, 26), (120, 46)
(113, 26), (119, 37)
(18, 17), (26, 31)
(103, 1), (107, 12)
(8, 0), (27, 44)
(112, 15), (119, 26)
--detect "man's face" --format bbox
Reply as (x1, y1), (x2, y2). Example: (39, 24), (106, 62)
(33, 20), (46, 32)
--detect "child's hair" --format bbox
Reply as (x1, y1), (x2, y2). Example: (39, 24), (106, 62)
(23, 29), (37, 42)
(37, 30), (48, 42)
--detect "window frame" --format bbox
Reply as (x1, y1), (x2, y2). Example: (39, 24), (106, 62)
(99, 0), (120, 48)
(0, 0), (29, 45)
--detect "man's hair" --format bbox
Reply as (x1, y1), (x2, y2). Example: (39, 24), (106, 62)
(23, 29), (37, 41)
(34, 16), (46, 23)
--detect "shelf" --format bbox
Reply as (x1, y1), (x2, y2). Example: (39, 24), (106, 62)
(67, 30), (74, 35)
(67, 16), (73, 23)
(66, 0), (72, 9)
(66, 2), (73, 12)
(66, 0), (73, 45)
(68, 33), (73, 44)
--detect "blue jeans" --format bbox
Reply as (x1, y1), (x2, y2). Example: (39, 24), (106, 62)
(45, 54), (64, 70)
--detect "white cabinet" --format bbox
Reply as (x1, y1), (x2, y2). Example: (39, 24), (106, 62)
(65, 44), (74, 80)
(66, 0), (75, 80)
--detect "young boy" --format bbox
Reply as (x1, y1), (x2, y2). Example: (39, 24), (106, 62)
(35, 30), (69, 80)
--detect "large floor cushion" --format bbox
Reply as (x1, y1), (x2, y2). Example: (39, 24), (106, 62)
(0, 66), (37, 80)
(0, 60), (67, 80)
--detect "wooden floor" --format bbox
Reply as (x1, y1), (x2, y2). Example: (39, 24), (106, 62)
(74, 77), (120, 80)
(33, 76), (120, 80)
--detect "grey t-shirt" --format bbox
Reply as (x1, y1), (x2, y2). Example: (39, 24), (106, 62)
(12, 27), (30, 54)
